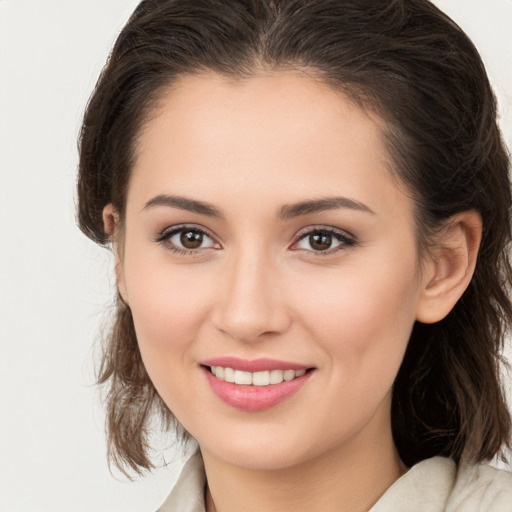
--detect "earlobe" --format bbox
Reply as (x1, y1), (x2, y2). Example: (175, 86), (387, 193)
(416, 211), (482, 324)
(102, 204), (129, 305)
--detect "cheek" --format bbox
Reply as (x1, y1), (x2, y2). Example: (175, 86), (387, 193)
(294, 258), (420, 383)
(125, 266), (220, 423)
(128, 274), (204, 344)
(121, 250), (215, 390)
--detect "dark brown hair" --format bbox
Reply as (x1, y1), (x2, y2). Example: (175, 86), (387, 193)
(77, 0), (512, 474)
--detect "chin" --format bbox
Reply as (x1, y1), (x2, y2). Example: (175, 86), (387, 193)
(193, 421), (347, 472)
(207, 442), (309, 471)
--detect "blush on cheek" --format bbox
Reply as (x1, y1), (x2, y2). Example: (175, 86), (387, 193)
(126, 268), (215, 403)
(126, 259), (212, 339)
(301, 268), (417, 365)
(132, 312), (192, 414)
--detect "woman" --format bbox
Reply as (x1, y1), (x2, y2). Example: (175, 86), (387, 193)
(77, 0), (512, 510)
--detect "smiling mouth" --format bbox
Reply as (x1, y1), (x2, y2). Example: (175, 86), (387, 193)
(207, 366), (309, 386)
(202, 363), (315, 411)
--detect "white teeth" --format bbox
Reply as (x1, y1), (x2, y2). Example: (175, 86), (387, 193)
(234, 370), (253, 385)
(283, 369), (296, 381)
(210, 366), (308, 386)
(269, 369), (284, 384)
(252, 371), (270, 386)
(224, 367), (235, 383)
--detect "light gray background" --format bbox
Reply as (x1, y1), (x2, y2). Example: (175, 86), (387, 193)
(0, 1), (511, 511)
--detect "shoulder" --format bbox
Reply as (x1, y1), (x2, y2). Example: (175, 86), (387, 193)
(157, 451), (206, 512)
(371, 457), (512, 512)
(447, 461), (512, 511)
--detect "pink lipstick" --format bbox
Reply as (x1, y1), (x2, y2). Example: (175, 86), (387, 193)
(201, 357), (314, 412)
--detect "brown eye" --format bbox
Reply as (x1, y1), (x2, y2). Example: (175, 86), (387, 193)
(293, 228), (355, 254)
(309, 233), (332, 251)
(160, 226), (218, 253)
(180, 230), (204, 249)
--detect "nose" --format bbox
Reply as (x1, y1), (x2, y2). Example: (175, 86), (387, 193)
(211, 249), (291, 343)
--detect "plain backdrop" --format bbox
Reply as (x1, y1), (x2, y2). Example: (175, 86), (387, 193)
(0, 1), (511, 511)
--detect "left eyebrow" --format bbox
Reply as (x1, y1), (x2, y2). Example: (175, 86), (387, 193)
(278, 196), (375, 220)
(142, 194), (224, 218)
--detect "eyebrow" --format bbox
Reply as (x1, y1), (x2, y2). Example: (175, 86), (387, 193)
(143, 194), (375, 219)
(143, 194), (224, 217)
(278, 196), (375, 219)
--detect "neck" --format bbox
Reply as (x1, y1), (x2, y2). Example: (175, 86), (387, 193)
(202, 408), (406, 512)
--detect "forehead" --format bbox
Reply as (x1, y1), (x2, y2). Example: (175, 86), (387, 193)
(129, 71), (409, 222)
(136, 70), (386, 160)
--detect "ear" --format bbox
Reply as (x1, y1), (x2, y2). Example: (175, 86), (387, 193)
(416, 211), (482, 324)
(102, 204), (129, 305)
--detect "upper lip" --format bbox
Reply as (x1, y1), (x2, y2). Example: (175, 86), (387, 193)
(200, 357), (311, 373)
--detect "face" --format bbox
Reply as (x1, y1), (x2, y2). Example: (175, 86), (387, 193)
(116, 71), (430, 470)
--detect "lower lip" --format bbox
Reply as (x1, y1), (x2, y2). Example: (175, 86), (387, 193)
(203, 367), (313, 412)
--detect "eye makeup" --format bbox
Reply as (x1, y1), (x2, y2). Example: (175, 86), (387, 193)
(153, 224), (220, 256)
(153, 222), (357, 258)
(291, 226), (357, 256)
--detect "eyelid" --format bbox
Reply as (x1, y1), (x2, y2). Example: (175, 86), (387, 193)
(153, 223), (356, 256)
(290, 225), (357, 254)
(154, 224), (221, 254)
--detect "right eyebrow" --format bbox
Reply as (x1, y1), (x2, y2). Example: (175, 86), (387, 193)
(142, 194), (224, 218)
(278, 196), (375, 219)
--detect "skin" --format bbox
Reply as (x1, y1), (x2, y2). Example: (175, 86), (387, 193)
(104, 71), (481, 512)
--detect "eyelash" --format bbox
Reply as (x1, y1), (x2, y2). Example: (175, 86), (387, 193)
(154, 225), (357, 256)
(292, 227), (357, 256)
(154, 225), (219, 256)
